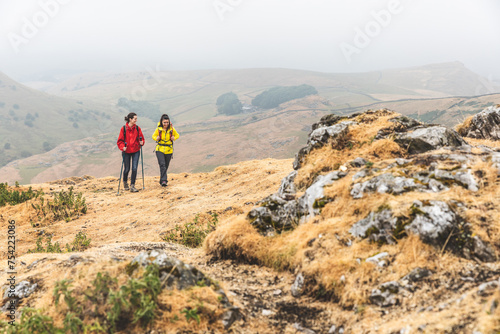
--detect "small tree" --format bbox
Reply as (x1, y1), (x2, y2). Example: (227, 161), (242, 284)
(216, 92), (242, 115)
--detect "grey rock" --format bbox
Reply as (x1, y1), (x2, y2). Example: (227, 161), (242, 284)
(366, 252), (390, 267)
(352, 168), (371, 181)
(278, 171), (298, 199)
(249, 171), (346, 235)
(3, 281), (37, 300)
(328, 325), (345, 334)
(262, 309), (273, 316)
(293, 323), (316, 334)
(298, 171), (346, 223)
(453, 170), (479, 191)
(309, 122), (351, 149)
(248, 195), (301, 236)
(406, 201), (457, 243)
(394, 126), (467, 154)
(131, 250), (240, 330)
(294, 120), (355, 169)
(291, 273), (305, 297)
(351, 173), (419, 199)
(471, 236), (497, 262)
(402, 267), (432, 282)
(221, 307), (241, 329)
(350, 210), (397, 245)
(396, 158), (412, 166)
(350, 157), (368, 167)
(477, 280), (499, 296)
(370, 281), (400, 307)
(458, 105), (500, 140)
(131, 249), (213, 290)
(376, 116), (423, 139)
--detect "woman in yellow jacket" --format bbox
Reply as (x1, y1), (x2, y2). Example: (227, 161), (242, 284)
(152, 114), (179, 187)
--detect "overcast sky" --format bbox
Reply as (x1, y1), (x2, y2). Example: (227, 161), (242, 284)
(0, 0), (499, 82)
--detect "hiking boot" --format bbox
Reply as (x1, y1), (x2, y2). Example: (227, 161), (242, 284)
(130, 184), (138, 193)
(123, 181), (129, 190)
(161, 181), (167, 187)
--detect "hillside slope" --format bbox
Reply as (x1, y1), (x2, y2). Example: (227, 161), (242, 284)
(0, 72), (128, 168)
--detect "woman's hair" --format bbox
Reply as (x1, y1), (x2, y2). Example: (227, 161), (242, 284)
(124, 112), (137, 123)
(159, 114), (171, 130)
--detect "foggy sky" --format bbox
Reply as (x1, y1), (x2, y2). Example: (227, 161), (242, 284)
(0, 0), (499, 82)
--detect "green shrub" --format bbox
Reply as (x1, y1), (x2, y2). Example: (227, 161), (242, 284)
(164, 213), (218, 247)
(27, 235), (63, 254)
(0, 183), (42, 207)
(66, 231), (92, 252)
(28, 232), (92, 254)
(31, 186), (87, 223)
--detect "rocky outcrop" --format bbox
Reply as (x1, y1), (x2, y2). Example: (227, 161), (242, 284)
(248, 171), (346, 235)
(349, 201), (496, 262)
(294, 113), (358, 170)
(393, 126), (468, 154)
(458, 105), (500, 140)
(350, 155), (480, 199)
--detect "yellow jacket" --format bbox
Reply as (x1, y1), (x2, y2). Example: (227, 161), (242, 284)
(152, 124), (179, 154)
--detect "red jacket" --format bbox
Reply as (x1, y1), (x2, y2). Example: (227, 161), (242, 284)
(117, 124), (145, 153)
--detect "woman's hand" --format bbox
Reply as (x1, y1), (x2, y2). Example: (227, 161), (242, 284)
(122, 147), (127, 152)
(156, 136), (161, 141)
(139, 140), (144, 146)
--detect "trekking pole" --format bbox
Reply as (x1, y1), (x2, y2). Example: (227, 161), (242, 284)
(140, 146), (145, 190)
(117, 153), (124, 195)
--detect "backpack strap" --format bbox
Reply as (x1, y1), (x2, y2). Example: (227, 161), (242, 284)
(136, 125), (142, 141)
(123, 125), (127, 147)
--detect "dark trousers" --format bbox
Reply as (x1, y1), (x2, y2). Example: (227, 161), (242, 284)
(156, 151), (172, 184)
(122, 151), (140, 185)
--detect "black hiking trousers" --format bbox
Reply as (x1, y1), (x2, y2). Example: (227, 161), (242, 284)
(155, 151), (172, 185)
(123, 151), (140, 185)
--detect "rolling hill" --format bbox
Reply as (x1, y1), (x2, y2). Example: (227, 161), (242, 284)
(0, 72), (132, 168)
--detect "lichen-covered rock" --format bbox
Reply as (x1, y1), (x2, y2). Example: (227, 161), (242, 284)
(351, 173), (419, 199)
(1, 280), (38, 313)
(366, 252), (390, 267)
(294, 121), (356, 170)
(2, 281), (37, 300)
(350, 157), (369, 168)
(291, 273), (305, 297)
(376, 116), (423, 139)
(130, 250), (240, 329)
(248, 195), (302, 236)
(278, 171), (298, 200)
(349, 210), (397, 245)
(402, 267), (432, 282)
(406, 200), (460, 245)
(130, 249), (214, 290)
(249, 171), (346, 235)
(298, 171), (347, 223)
(370, 281), (401, 307)
(394, 126), (468, 154)
(458, 105), (500, 140)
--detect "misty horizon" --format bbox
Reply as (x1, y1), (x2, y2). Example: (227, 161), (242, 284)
(0, 0), (499, 84)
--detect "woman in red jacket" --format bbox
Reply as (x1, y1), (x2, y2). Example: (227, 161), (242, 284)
(117, 112), (144, 192)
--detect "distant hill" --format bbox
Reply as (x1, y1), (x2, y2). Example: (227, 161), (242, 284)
(37, 62), (500, 124)
(0, 71), (143, 168)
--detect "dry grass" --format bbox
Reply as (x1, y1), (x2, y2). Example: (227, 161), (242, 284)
(456, 115), (474, 136)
